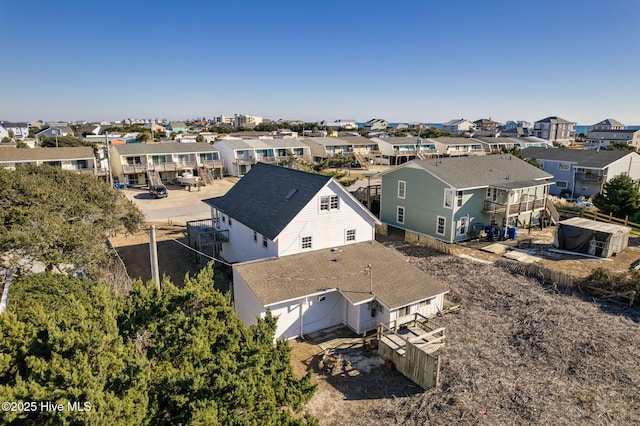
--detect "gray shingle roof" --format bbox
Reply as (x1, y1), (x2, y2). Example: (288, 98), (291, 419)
(202, 163), (332, 240)
(592, 118), (625, 127)
(233, 241), (449, 308)
(0, 147), (95, 162)
(408, 155), (552, 189)
(521, 147), (636, 169)
(534, 116), (575, 124)
(112, 142), (218, 155)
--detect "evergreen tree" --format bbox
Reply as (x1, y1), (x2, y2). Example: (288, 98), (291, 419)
(593, 175), (640, 218)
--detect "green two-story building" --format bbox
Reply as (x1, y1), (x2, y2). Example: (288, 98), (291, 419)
(378, 156), (554, 242)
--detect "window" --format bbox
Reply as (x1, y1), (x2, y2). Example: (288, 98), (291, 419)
(330, 195), (339, 210)
(346, 229), (356, 242)
(397, 206), (405, 224)
(437, 216), (446, 236)
(457, 216), (468, 236)
(262, 236), (268, 248)
(486, 188), (492, 199)
(558, 163), (571, 171)
(419, 299), (432, 308)
(397, 306), (410, 317)
(556, 181), (568, 189)
(320, 195), (340, 211)
(456, 190), (463, 207)
(444, 188), (453, 208)
(397, 180), (406, 199)
(253, 231), (258, 243)
(228, 218), (232, 226)
(301, 236), (312, 249)
(222, 215), (226, 223)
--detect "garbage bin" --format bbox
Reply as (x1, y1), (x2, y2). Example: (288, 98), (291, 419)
(508, 227), (517, 240)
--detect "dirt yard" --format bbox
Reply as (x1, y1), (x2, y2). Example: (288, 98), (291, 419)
(290, 243), (640, 425)
(109, 221), (640, 425)
(108, 223), (230, 290)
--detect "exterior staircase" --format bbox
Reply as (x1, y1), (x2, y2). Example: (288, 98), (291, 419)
(198, 166), (215, 186)
(146, 169), (162, 187)
(545, 196), (560, 225)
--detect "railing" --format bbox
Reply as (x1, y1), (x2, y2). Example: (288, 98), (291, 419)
(176, 162), (198, 170)
(149, 162), (178, 172)
(203, 160), (224, 169)
(235, 158), (255, 165)
(574, 172), (605, 183)
(556, 207), (640, 235)
(483, 198), (545, 216)
(122, 164), (147, 174)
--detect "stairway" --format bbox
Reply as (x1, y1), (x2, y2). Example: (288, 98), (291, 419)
(146, 169), (162, 187)
(198, 166), (215, 186)
(545, 196), (560, 225)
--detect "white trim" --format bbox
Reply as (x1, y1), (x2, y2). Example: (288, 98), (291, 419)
(397, 180), (406, 199)
(396, 205), (405, 224)
(436, 215), (446, 236)
(443, 188), (454, 209)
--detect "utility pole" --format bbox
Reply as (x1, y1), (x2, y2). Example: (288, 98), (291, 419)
(105, 131), (113, 187)
(149, 225), (160, 290)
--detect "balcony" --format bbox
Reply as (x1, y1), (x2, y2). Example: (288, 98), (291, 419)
(483, 198), (546, 216)
(574, 172), (605, 183)
(122, 164), (147, 174)
(176, 161), (198, 170)
(235, 157), (255, 166)
(203, 160), (224, 169)
(149, 162), (178, 172)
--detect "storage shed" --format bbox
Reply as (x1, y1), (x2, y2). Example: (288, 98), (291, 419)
(554, 217), (630, 258)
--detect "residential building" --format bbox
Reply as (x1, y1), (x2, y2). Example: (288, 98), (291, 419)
(0, 125), (8, 140)
(430, 137), (485, 157)
(233, 241), (448, 340)
(0, 147), (105, 176)
(585, 119), (639, 150)
(202, 162), (380, 264)
(214, 138), (312, 177)
(473, 137), (520, 154)
(234, 114), (263, 128)
(322, 119), (358, 130)
(200, 162), (447, 340)
(588, 118), (625, 132)
(0, 122), (29, 140)
(472, 118), (500, 136)
(378, 156), (553, 242)
(110, 142), (223, 186)
(521, 147), (640, 198)
(35, 125), (74, 140)
(532, 116), (576, 145)
(165, 121), (187, 134)
(363, 118), (389, 131)
(370, 136), (439, 165)
(302, 137), (355, 161)
(441, 119), (476, 135)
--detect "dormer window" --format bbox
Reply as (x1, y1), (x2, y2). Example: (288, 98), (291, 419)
(320, 195), (340, 211)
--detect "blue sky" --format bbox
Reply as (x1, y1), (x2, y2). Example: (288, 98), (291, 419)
(2, 0), (639, 124)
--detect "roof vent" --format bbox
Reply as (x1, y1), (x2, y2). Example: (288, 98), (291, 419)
(284, 188), (298, 200)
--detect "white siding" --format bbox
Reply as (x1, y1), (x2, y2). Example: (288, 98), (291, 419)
(389, 294), (445, 325)
(607, 153), (640, 183)
(345, 299), (359, 332)
(232, 269), (267, 327)
(218, 216), (278, 263)
(268, 291), (345, 340)
(277, 181), (376, 257)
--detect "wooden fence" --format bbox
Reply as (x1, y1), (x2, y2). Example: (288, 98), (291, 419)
(495, 259), (636, 305)
(404, 230), (455, 255)
(556, 207), (640, 235)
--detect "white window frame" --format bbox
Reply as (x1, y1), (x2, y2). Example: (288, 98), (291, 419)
(320, 195), (340, 211)
(436, 216), (446, 236)
(556, 181), (568, 189)
(301, 235), (312, 250)
(418, 299), (432, 308)
(558, 163), (571, 171)
(253, 230), (258, 243)
(397, 206), (405, 224)
(345, 229), (356, 242)
(262, 236), (268, 248)
(457, 215), (469, 236)
(443, 188), (454, 209)
(456, 190), (463, 207)
(397, 180), (406, 199)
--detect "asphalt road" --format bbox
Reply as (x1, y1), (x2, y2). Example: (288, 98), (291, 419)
(119, 179), (236, 224)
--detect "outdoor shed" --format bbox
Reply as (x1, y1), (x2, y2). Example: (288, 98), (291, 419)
(554, 217), (630, 258)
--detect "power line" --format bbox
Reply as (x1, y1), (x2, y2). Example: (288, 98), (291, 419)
(170, 238), (234, 267)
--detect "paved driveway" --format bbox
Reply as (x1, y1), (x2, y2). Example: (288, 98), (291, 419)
(120, 179), (236, 224)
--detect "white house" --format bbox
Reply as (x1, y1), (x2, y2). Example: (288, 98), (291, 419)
(202, 162), (380, 263)
(441, 118), (476, 135)
(233, 241), (449, 340)
(203, 163), (449, 340)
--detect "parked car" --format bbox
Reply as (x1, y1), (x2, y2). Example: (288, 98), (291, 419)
(149, 185), (168, 199)
(350, 161), (362, 169)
